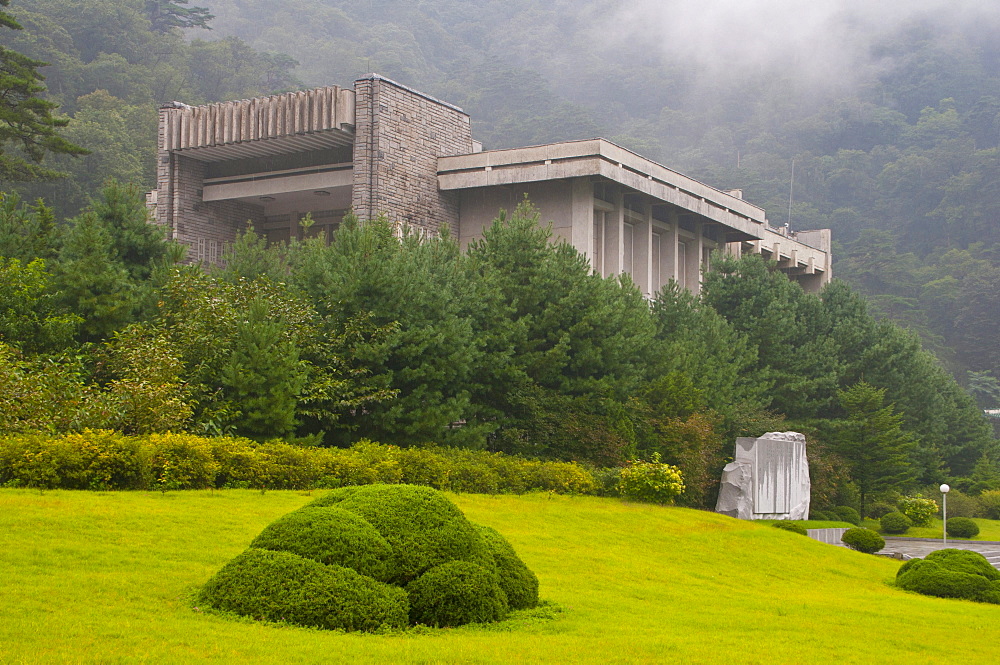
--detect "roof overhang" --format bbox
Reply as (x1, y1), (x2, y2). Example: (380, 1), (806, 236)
(439, 139), (767, 241)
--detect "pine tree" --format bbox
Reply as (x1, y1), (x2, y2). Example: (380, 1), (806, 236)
(831, 381), (917, 518)
(0, 0), (88, 181)
(220, 298), (306, 440)
(146, 0), (213, 33)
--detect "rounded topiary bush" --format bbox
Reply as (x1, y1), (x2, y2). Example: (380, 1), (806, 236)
(306, 485), (362, 508)
(249, 507), (393, 581)
(896, 558), (1000, 604)
(474, 524), (539, 610)
(924, 549), (999, 580)
(945, 517), (980, 539)
(406, 561), (509, 627)
(325, 484), (489, 585)
(198, 548), (409, 631)
(841, 527), (885, 554)
(880, 511), (912, 535)
(771, 521), (808, 535)
(834, 506), (861, 526)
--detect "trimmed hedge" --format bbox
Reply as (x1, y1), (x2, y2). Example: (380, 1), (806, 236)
(0, 431), (597, 494)
(197, 548), (409, 631)
(474, 523), (539, 609)
(880, 512), (912, 535)
(896, 555), (1000, 604)
(924, 549), (999, 580)
(406, 561), (509, 627)
(250, 507), (393, 581)
(316, 484), (489, 585)
(201, 485), (540, 632)
(945, 517), (980, 539)
(841, 527), (885, 554)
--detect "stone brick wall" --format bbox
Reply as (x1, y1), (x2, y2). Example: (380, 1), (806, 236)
(156, 105), (262, 264)
(158, 152), (262, 265)
(352, 75), (473, 236)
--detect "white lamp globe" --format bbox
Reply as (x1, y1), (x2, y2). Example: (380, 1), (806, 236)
(940, 483), (951, 493)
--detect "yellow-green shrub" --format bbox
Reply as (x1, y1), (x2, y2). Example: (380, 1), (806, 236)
(0, 433), (600, 494)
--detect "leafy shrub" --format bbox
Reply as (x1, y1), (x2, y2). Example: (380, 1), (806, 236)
(588, 465), (622, 497)
(474, 524), (539, 610)
(867, 501), (896, 519)
(977, 490), (1000, 520)
(617, 453), (685, 504)
(148, 433), (219, 490)
(898, 495), (937, 527)
(406, 561), (509, 627)
(771, 521), (807, 535)
(896, 557), (1000, 604)
(924, 549), (999, 580)
(880, 512), (912, 534)
(834, 506), (861, 526)
(940, 489), (978, 518)
(808, 510), (831, 521)
(946, 517), (980, 539)
(313, 484), (489, 585)
(0, 434), (599, 494)
(198, 548), (408, 631)
(250, 507), (394, 581)
(841, 528), (885, 554)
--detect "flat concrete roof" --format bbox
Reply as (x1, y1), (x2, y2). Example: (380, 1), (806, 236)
(438, 139), (768, 241)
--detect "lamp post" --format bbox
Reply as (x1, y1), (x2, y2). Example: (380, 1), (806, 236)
(940, 483), (950, 546)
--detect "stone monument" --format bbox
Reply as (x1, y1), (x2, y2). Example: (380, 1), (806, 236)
(715, 431), (810, 520)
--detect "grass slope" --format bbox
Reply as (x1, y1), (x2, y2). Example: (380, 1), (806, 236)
(2, 489), (999, 664)
(862, 518), (1000, 541)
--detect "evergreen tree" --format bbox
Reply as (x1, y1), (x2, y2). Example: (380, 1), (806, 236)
(0, 191), (57, 261)
(0, 0), (87, 181)
(146, 0), (213, 32)
(220, 299), (306, 440)
(830, 381), (917, 518)
(700, 252), (842, 419)
(465, 199), (656, 464)
(52, 211), (136, 343)
(289, 215), (484, 447)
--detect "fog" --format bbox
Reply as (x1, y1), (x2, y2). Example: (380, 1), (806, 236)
(604, 0), (998, 90)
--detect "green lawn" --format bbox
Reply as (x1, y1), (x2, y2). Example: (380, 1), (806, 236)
(3, 489), (1000, 664)
(862, 517), (1000, 541)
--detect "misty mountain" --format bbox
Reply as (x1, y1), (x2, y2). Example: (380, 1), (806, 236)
(197, 0), (1000, 385)
(5, 0), (1000, 395)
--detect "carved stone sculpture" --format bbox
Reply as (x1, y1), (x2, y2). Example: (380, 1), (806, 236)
(715, 431), (810, 520)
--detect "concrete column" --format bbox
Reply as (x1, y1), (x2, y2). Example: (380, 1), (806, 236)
(689, 220), (703, 294)
(665, 209), (680, 285)
(605, 189), (624, 277)
(571, 179), (593, 257)
(632, 202), (653, 296)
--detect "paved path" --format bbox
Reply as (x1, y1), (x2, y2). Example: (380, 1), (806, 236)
(882, 537), (1000, 569)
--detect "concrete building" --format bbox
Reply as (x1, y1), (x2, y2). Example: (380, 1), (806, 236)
(153, 74), (831, 293)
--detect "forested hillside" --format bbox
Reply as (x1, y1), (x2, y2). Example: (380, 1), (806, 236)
(3, 2), (997, 394)
(195, 0), (1000, 398)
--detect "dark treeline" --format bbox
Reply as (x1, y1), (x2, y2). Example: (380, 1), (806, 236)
(0, 186), (995, 512)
